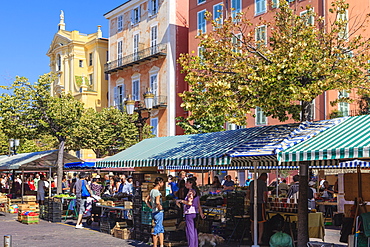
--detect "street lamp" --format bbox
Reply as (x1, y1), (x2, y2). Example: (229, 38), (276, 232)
(9, 139), (20, 156)
(125, 89), (154, 141)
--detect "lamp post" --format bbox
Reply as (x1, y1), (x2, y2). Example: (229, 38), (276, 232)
(8, 139), (20, 156)
(125, 89), (154, 141)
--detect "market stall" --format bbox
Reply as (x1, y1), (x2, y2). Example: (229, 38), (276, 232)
(95, 117), (345, 246)
(278, 114), (370, 244)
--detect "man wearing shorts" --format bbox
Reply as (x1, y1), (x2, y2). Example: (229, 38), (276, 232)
(249, 173), (268, 244)
(36, 175), (47, 205)
(73, 172), (92, 229)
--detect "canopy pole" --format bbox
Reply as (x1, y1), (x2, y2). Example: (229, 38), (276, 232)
(276, 166), (279, 197)
(252, 162), (259, 247)
(49, 167), (52, 197)
(201, 169), (204, 188)
(21, 169), (24, 204)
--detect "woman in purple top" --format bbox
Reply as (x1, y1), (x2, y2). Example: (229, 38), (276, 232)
(176, 178), (205, 247)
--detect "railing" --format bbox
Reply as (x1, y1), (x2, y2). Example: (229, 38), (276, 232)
(105, 43), (167, 73)
(114, 95), (167, 111)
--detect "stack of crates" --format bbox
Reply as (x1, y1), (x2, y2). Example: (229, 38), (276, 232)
(100, 212), (117, 234)
(43, 197), (62, 222)
(226, 191), (245, 218)
(132, 187), (142, 240)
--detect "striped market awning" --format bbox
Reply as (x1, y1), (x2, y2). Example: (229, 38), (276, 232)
(278, 115), (370, 163)
(96, 117), (345, 170)
(96, 127), (265, 168)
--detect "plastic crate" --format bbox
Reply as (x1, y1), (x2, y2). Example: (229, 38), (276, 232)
(141, 224), (152, 234)
(100, 220), (116, 234)
(141, 211), (152, 225)
(142, 202), (151, 212)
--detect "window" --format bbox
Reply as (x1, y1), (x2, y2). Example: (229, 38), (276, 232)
(79, 60), (83, 67)
(256, 25), (267, 46)
(117, 15), (123, 32)
(148, 0), (159, 16)
(132, 79), (140, 101)
(339, 90), (350, 116)
(232, 33), (242, 53)
(114, 84), (125, 111)
(89, 53), (93, 66)
(272, 0), (279, 8)
(133, 34), (139, 60)
(150, 25), (158, 54)
(255, 0), (266, 15)
(131, 6), (141, 25)
(117, 41), (123, 66)
(89, 74), (93, 86)
(300, 9), (314, 25)
(106, 51), (109, 62)
(57, 55), (61, 71)
(150, 118), (158, 137)
(150, 73), (158, 97)
(231, 0), (242, 21)
(255, 107), (267, 125)
(213, 3), (223, 25)
(197, 10), (206, 34)
(198, 46), (205, 60)
(198, 0), (206, 4)
(226, 122), (245, 130)
(308, 99), (315, 121)
(338, 9), (348, 39)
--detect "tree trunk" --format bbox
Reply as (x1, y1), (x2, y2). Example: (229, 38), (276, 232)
(297, 162), (310, 246)
(56, 140), (65, 194)
(297, 102), (311, 246)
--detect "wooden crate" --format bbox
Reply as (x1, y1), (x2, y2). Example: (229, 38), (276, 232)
(22, 215), (39, 224)
(113, 228), (131, 239)
(23, 196), (37, 202)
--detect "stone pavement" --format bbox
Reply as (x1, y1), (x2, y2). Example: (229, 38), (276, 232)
(0, 213), (150, 247)
(0, 212), (347, 247)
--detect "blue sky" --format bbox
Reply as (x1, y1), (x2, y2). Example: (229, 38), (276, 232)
(0, 0), (129, 95)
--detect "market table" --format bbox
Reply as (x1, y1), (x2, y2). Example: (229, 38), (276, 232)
(316, 201), (337, 223)
(267, 211), (325, 240)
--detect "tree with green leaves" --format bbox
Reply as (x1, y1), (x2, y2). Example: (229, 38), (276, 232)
(0, 73), (84, 194)
(178, 0), (370, 244)
(179, 0), (370, 127)
(67, 107), (153, 158)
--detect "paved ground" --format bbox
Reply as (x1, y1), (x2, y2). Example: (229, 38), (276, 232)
(0, 213), (150, 247)
(0, 212), (347, 247)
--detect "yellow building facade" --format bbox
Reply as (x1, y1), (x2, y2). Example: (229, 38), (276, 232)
(47, 11), (109, 160)
(47, 11), (108, 112)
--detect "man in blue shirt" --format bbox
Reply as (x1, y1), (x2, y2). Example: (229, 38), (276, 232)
(223, 175), (235, 191)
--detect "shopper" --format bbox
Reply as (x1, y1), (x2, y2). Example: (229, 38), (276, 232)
(91, 177), (103, 196)
(278, 179), (289, 195)
(211, 176), (222, 189)
(145, 177), (165, 247)
(73, 172), (92, 229)
(287, 175), (300, 199)
(249, 173), (268, 245)
(177, 178), (205, 247)
(37, 175), (47, 205)
(168, 175), (179, 198)
(222, 175), (235, 192)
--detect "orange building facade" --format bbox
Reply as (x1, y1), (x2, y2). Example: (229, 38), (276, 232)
(104, 0), (189, 137)
(189, 0), (370, 129)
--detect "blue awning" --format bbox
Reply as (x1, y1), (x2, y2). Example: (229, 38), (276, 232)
(64, 162), (96, 169)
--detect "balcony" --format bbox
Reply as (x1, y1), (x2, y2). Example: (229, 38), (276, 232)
(105, 43), (167, 74)
(115, 95), (167, 111)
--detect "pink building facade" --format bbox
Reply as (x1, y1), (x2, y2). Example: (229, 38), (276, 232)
(189, 0), (370, 128)
(104, 0), (189, 137)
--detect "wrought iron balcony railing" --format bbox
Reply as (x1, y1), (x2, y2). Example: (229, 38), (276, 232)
(105, 43), (167, 73)
(115, 95), (167, 111)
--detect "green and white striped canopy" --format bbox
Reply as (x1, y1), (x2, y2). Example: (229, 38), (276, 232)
(278, 115), (370, 163)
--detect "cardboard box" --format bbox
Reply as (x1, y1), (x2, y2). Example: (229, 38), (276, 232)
(116, 221), (127, 228)
(163, 219), (177, 227)
(141, 182), (154, 192)
(144, 173), (167, 183)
